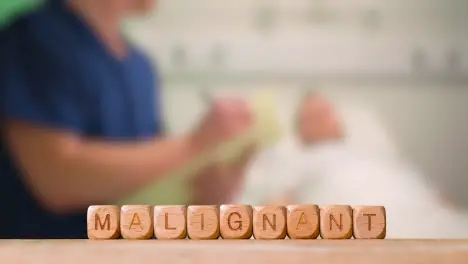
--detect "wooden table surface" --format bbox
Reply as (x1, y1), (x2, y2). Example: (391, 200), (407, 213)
(1, 239), (468, 264)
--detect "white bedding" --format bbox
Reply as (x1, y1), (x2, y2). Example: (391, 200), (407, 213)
(237, 103), (468, 239)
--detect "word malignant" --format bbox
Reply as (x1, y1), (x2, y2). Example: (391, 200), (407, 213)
(87, 205), (386, 240)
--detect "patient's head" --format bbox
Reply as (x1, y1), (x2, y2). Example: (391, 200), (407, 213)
(296, 91), (401, 157)
(296, 93), (344, 145)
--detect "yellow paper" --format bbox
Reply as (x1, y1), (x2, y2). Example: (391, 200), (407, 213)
(119, 90), (282, 205)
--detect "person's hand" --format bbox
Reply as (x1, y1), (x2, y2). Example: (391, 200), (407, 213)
(188, 97), (256, 204)
(189, 145), (256, 205)
(189, 98), (253, 152)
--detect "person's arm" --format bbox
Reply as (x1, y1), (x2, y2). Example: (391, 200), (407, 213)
(0, 29), (202, 213)
(2, 122), (202, 213)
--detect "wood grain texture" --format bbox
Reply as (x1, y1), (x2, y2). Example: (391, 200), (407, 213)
(1, 240), (468, 264)
(353, 206), (386, 239)
(253, 206), (287, 239)
(220, 205), (253, 239)
(287, 204), (320, 239)
(320, 205), (353, 239)
(187, 206), (220, 239)
(154, 205), (187, 239)
(120, 205), (153, 240)
(87, 205), (120, 239)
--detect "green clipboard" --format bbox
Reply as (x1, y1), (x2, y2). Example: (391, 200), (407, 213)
(118, 90), (282, 205)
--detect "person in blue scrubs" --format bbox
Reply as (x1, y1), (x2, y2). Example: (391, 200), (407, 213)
(0, 0), (253, 238)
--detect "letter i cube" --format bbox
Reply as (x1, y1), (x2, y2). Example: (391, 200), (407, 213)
(187, 206), (220, 239)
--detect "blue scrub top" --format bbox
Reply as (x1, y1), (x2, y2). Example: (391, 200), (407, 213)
(0, 0), (163, 238)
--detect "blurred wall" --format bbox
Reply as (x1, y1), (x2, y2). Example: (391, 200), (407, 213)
(126, 0), (468, 204)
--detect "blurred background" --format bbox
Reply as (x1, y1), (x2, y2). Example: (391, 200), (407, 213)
(126, 0), (468, 207)
(2, 0), (468, 206)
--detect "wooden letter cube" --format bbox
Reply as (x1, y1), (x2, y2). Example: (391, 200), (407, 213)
(187, 206), (220, 239)
(320, 205), (353, 239)
(154, 205), (187, 239)
(120, 205), (153, 239)
(287, 204), (320, 239)
(87, 205), (120, 239)
(220, 205), (253, 239)
(253, 205), (287, 239)
(353, 206), (386, 239)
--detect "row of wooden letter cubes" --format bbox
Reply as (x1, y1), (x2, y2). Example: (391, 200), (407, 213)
(88, 204), (386, 240)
